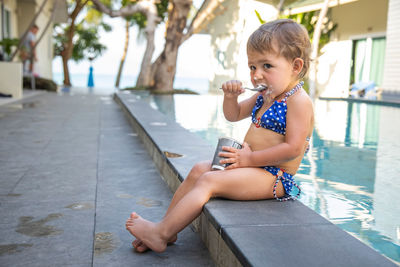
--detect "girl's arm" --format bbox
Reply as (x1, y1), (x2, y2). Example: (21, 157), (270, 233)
(222, 92), (314, 168)
(222, 80), (259, 122)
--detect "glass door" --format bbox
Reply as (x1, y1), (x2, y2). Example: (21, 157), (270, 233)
(350, 37), (386, 86)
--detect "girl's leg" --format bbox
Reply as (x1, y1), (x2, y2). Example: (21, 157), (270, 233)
(132, 161), (211, 252)
(126, 167), (284, 253)
(165, 161), (212, 215)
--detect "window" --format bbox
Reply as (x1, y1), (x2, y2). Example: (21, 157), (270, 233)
(350, 37), (386, 86)
(2, 7), (11, 39)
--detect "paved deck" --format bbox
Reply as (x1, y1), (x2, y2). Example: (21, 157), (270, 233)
(0, 92), (213, 266)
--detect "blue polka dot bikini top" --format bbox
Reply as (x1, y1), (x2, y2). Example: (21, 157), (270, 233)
(251, 82), (304, 135)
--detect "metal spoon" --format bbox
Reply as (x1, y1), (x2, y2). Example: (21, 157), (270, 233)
(220, 84), (268, 92)
(244, 84), (268, 91)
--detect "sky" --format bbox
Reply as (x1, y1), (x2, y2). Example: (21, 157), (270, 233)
(52, 11), (212, 79)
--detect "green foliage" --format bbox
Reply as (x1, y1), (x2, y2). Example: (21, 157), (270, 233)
(53, 1), (112, 62)
(280, 11), (337, 53)
(155, 0), (169, 21)
(53, 24), (68, 57)
(0, 38), (19, 60)
(127, 12), (147, 29)
(53, 22), (109, 62)
(23, 76), (58, 91)
(85, 8), (104, 24)
(71, 23), (110, 61)
(255, 9), (337, 54)
(255, 10), (265, 24)
(122, 0), (169, 29)
(123, 85), (151, 91)
(86, 0), (112, 24)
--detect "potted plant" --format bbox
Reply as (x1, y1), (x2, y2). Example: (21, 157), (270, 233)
(0, 38), (19, 61)
(0, 38), (23, 99)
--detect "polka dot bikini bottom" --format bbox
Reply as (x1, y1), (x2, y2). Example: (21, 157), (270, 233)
(263, 166), (301, 201)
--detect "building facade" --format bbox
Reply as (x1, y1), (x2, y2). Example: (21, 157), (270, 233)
(202, 0), (399, 97)
(382, 0), (400, 93)
(201, 0), (279, 92)
(0, 0), (67, 79)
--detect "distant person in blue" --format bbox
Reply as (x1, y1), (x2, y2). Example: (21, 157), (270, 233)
(20, 25), (39, 75)
(125, 19), (315, 253)
(88, 66), (94, 88)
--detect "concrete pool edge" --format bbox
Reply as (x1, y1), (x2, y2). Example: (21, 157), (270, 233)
(114, 92), (397, 267)
(319, 96), (400, 107)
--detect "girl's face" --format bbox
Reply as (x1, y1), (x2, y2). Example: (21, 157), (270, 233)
(247, 46), (301, 100)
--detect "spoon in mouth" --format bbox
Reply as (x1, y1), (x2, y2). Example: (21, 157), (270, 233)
(220, 84), (268, 92)
(244, 84), (268, 92)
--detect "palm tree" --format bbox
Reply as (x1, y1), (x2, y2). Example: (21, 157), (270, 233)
(92, 0), (225, 92)
(92, 0), (165, 88)
(115, 20), (131, 88)
(308, 0), (330, 99)
(53, 1), (110, 86)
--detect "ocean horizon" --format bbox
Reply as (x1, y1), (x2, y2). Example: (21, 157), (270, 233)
(52, 73), (210, 95)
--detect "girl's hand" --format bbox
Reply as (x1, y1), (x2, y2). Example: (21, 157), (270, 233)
(221, 80), (245, 98)
(219, 142), (252, 169)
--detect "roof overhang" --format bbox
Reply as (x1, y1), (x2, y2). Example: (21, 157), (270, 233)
(53, 0), (68, 23)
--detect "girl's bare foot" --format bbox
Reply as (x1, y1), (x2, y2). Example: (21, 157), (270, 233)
(125, 212), (168, 253)
(132, 235), (177, 253)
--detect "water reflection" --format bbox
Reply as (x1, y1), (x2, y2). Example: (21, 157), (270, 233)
(300, 100), (400, 263)
(59, 86), (117, 95)
(144, 93), (400, 263)
(152, 95), (176, 122)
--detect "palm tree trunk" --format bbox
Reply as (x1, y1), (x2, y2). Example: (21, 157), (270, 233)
(151, 0), (192, 92)
(135, 1), (159, 87)
(61, 0), (88, 86)
(91, 0), (224, 91)
(90, 0), (160, 88)
(61, 23), (75, 86)
(135, 22), (156, 87)
(115, 20), (130, 88)
(276, 0), (285, 18)
(308, 0), (330, 99)
(61, 54), (71, 86)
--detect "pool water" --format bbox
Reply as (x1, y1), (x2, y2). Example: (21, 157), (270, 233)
(141, 93), (400, 264)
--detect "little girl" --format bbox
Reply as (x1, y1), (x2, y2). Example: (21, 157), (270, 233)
(126, 19), (314, 253)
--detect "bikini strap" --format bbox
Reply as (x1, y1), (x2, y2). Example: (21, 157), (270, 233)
(282, 81), (304, 102)
(304, 136), (311, 154)
(272, 172), (302, 201)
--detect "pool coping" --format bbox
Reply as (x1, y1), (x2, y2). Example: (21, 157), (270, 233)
(319, 96), (400, 107)
(114, 92), (397, 267)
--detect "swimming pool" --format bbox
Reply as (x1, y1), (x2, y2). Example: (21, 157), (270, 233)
(141, 92), (400, 264)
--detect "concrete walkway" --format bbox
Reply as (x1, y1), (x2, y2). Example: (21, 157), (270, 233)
(0, 92), (213, 266)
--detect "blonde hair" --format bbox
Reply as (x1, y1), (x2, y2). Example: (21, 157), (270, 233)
(247, 19), (311, 78)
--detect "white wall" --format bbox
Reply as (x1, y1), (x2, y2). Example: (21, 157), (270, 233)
(16, 0), (54, 79)
(204, 0), (277, 92)
(0, 62), (23, 98)
(317, 40), (353, 97)
(317, 0), (388, 97)
(382, 0), (400, 92)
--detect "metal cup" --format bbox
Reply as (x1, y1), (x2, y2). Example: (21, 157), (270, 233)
(212, 137), (242, 170)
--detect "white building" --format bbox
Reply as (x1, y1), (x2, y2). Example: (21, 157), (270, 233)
(0, 0), (67, 98)
(202, 0), (400, 97)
